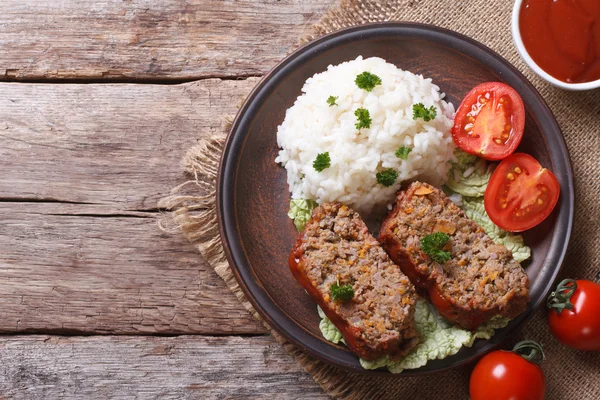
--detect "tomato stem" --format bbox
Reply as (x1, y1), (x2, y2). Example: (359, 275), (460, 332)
(512, 340), (545, 364)
(547, 279), (577, 313)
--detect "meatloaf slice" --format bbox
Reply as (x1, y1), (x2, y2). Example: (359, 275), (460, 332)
(289, 202), (419, 360)
(379, 182), (529, 331)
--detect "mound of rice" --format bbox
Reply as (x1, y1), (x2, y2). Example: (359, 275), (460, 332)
(275, 56), (456, 214)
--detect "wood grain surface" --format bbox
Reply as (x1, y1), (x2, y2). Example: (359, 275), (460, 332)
(0, 79), (257, 209)
(0, 335), (326, 399)
(0, 0), (330, 397)
(0, 80), (269, 335)
(0, 202), (264, 335)
(0, 0), (332, 81)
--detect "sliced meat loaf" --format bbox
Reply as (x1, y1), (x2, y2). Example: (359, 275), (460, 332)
(379, 182), (529, 330)
(289, 202), (419, 360)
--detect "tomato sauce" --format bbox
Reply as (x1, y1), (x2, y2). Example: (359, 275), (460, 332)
(520, 0), (600, 83)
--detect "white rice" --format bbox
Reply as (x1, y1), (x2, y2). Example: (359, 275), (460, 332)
(275, 56), (456, 214)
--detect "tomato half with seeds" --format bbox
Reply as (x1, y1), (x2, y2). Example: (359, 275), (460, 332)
(484, 153), (559, 232)
(452, 82), (525, 160)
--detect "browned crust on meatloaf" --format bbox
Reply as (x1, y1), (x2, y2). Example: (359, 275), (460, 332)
(289, 202), (419, 360)
(379, 182), (529, 330)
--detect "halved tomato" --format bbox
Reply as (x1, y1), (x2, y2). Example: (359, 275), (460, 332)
(452, 82), (525, 160)
(484, 153), (560, 232)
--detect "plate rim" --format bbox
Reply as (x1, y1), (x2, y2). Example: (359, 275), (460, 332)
(216, 21), (575, 376)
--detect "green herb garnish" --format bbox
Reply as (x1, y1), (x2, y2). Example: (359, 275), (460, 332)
(395, 146), (413, 160)
(331, 283), (354, 302)
(313, 152), (331, 172)
(355, 71), (382, 91)
(376, 168), (398, 187)
(327, 95), (339, 107)
(354, 108), (372, 130)
(420, 232), (451, 263)
(412, 103), (437, 122)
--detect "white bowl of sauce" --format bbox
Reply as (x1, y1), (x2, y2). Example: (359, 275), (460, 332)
(512, 0), (600, 90)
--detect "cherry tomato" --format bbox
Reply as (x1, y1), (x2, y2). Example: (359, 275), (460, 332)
(484, 153), (559, 232)
(547, 279), (600, 351)
(470, 341), (545, 400)
(452, 82), (525, 160)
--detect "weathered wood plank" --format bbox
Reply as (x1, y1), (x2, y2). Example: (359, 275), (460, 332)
(0, 78), (257, 210)
(0, 0), (331, 81)
(0, 202), (265, 335)
(0, 335), (326, 399)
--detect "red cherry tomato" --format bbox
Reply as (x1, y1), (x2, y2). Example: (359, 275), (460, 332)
(484, 153), (560, 232)
(547, 279), (600, 351)
(470, 341), (546, 400)
(452, 82), (525, 160)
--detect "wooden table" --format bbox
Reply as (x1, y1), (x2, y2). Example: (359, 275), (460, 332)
(0, 1), (334, 397)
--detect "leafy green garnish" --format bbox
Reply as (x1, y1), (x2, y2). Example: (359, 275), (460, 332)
(313, 152), (331, 172)
(376, 169), (398, 187)
(317, 306), (344, 343)
(355, 71), (382, 91)
(412, 103), (437, 122)
(395, 146), (413, 160)
(331, 283), (354, 302)
(420, 232), (451, 263)
(453, 148), (477, 166)
(326, 95), (338, 107)
(445, 149), (492, 197)
(354, 108), (372, 130)
(288, 199), (318, 232)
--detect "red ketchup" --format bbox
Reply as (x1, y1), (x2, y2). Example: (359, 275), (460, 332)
(520, 0), (600, 83)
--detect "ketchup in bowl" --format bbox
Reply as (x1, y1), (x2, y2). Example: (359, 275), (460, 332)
(520, 0), (600, 84)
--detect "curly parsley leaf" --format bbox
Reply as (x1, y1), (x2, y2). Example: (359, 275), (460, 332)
(331, 283), (354, 302)
(313, 152), (331, 172)
(355, 71), (382, 91)
(420, 232), (452, 263)
(412, 103), (437, 122)
(354, 108), (372, 130)
(376, 168), (398, 187)
(326, 95), (339, 107)
(395, 146), (413, 160)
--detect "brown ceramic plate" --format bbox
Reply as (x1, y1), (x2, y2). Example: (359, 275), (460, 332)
(217, 23), (574, 375)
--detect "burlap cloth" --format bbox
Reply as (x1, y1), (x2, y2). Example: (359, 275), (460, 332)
(161, 1), (600, 398)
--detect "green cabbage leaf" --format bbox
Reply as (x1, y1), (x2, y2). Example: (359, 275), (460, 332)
(288, 199), (318, 232)
(317, 306), (344, 344)
(445, 150), (493, 197)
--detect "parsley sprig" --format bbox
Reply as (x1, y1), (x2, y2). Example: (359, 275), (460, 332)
(412, 103), (437, 122)
(355, 71), (382, 91)
(376, 169), (398, 187)
(327, 95), (338, 107)
(331, 283), (354, 302)
(313, 152), (331, 172)
(354, 108), (372, 130)
(395, 146), (413, 160)
(420, 232), (451, 263)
